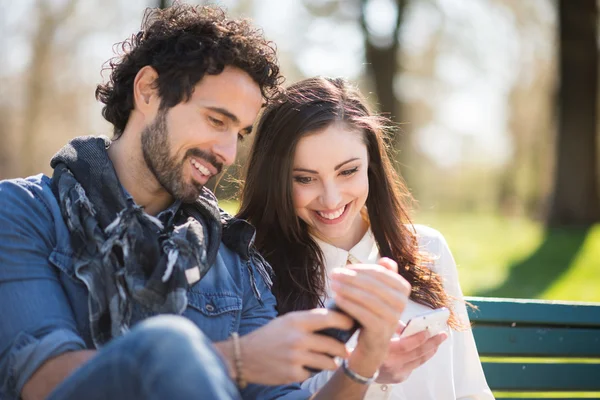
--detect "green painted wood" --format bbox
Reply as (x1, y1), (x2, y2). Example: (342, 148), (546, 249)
(472, 326), (600, 357)
(495, 398), (600, 400)
(466, 296), (600, 327)
(481, 362), (600, 391)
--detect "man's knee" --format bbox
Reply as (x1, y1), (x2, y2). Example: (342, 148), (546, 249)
(128, 315), (211, 359)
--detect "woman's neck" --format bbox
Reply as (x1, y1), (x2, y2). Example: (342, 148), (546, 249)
(315, 212), (370, 251)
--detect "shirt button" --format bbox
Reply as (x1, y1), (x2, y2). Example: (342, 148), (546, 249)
(380, 384), (388, 392)
(205, 304), (215, 312)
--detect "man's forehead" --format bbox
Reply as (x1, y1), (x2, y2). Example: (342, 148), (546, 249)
(190, 69), (263, 123)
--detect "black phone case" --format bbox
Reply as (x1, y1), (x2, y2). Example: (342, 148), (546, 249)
(305, 300), (361, 373)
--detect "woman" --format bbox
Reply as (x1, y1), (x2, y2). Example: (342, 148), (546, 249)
(237, 77), (493, 399)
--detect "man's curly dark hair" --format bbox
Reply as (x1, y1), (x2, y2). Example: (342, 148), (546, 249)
(96, 4), (284, 139)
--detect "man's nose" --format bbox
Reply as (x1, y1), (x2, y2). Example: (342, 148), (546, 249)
(212, 133), (238, 167)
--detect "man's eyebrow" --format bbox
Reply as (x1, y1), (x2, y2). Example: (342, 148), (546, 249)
(206, 106), (253, 134)
(206, 106), (240, 124)
(293, 158), (361, 174)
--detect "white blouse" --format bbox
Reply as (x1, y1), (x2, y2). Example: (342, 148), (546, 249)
(301, 225), (495, 400)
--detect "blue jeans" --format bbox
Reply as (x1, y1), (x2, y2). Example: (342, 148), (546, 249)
(47, 315), (241, 400)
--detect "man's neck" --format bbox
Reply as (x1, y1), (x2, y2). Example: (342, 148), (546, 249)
(107, 132), (173, 216)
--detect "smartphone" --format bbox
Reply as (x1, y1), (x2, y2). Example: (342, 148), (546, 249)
(306, 299), (361, 374)
(399, 307), (450, 338)
(315, 299), (361, 343)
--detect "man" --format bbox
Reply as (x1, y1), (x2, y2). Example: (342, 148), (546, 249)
(0, 4), (411, 400)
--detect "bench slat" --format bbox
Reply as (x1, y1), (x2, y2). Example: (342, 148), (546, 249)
(482, 362), (600, 391)
(495, 398), (600, 400)
(466, 296), (600, 327)
(473, 326), (600, 357)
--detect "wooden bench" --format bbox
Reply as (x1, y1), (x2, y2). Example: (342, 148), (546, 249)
(465, 296), (600, 400)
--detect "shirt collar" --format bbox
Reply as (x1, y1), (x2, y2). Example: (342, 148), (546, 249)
(156, 199), (182, 227)
(121, 185), (182, 228)
(314, 227), (379, 271)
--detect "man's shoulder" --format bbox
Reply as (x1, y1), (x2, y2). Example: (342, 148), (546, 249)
(0, 174), (56, 211)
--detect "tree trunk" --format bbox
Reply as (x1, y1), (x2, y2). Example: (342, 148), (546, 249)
(359, 0), (406, 151)
(21, 0), (77, 176)
(548, 0), (600, 226)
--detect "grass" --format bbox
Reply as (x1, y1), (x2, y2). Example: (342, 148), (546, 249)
(222, 200), (600, 302)
(414, 211), (600, 302)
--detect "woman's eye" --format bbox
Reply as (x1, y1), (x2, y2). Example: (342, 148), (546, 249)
(293, 176), (313, 184)
(340, 167), (358, 176)
(237, 133), (246, 142)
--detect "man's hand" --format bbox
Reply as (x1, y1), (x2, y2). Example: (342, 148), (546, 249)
(235, 308), (353, 385)
(329, 257), (411, 377)
(376, 321), (448, 384)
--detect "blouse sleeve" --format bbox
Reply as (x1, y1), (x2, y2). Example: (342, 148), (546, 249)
(426, 228), (495, 400)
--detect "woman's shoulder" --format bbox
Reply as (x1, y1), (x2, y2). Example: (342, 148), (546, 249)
(407, 224), (447, 256)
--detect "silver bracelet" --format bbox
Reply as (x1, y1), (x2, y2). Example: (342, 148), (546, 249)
(341, 359), (379, 385)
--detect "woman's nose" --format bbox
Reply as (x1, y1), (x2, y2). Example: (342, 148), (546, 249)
(320, 182), (342, 210)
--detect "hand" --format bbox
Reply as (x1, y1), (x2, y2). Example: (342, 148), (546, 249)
(376, 321), (448, 384)
(238, 308), (353, 385)
(330, 257), (411, 377)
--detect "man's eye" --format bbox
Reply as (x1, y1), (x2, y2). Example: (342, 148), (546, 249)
(293, 176), (313, 184)
(208, 116), (225, 127)
(340, 167), (359, 176)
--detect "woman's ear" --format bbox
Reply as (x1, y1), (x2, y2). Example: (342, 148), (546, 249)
(133, 66), (160, 117)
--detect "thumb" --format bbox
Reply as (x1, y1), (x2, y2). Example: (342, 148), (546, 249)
(395, 320), (407, 335)
(378, 257), (398, 273)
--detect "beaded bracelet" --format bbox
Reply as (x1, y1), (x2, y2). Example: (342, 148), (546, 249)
(231, 332), (247, 389)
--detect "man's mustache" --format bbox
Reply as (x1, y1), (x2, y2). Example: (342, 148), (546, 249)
(186, 149), (222, 175)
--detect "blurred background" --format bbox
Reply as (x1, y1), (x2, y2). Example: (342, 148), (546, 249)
(0, 0), (598, 302)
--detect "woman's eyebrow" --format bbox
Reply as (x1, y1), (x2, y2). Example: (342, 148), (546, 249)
(292, 158), (360, 173)
(334, 158), (360, 170)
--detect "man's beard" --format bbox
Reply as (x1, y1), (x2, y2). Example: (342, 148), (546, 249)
(141, 109), (220, 203)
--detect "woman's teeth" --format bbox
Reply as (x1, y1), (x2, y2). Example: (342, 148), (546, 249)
(317, 205), (346, 220)
(191, 159), (211, 176)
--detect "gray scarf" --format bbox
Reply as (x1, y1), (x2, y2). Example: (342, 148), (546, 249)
(50, 136), (272, 347)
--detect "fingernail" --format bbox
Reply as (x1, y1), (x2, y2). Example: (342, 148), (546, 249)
(332, 268), (356, 277)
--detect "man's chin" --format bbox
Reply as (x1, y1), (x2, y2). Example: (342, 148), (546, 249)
(178, 186), (205, 203)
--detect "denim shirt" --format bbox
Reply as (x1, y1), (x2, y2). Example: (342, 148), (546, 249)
(0, 174), (310, 400)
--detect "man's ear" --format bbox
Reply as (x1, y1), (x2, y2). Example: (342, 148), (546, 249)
(133, 66), (160, 116)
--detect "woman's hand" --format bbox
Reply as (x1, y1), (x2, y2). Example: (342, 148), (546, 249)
(329, 257), (411, 378)
(376, 322), (448, 384)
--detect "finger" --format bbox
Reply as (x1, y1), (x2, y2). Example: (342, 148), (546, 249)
(306, 333), (350, 359)
(287, 309), (354, 332)
(391, 331), (447, 363)
(378, 257), (398, 273)
(333, 266), (411, 298)
(390, 329), (430, 353)
(399, 346), (438, 371)
(334, 293), (394, 330)
(298, 351), (341, 373)
(395, 321), (407, 335)
(331, 273), (407, 315)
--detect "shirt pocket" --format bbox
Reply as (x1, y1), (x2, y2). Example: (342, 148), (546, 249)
(184, 292), (242, 342)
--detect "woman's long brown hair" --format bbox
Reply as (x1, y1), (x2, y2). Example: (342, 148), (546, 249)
(238, 77), (459, 328)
